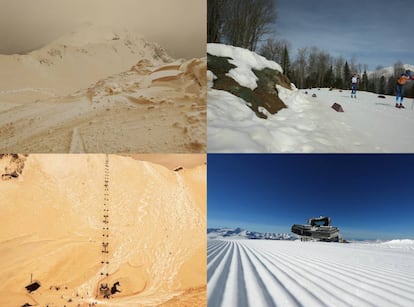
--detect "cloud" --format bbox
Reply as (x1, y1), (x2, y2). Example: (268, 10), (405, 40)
(275, 0), (414, 68)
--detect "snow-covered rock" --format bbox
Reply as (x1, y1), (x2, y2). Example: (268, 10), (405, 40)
(207, 43), (291, 119)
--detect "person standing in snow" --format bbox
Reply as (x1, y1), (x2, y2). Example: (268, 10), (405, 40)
(351, 74), (358, 98)
(395, 70), (414, 108)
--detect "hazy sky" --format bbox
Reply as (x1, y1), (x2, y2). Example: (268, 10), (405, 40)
(274, 0), (413, 70)
(0, 0), (206, 58)
(208, 154), (414, 240)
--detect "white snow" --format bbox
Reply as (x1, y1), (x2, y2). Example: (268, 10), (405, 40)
(208, 239), (414, 307)
(208, 87), (414, 153)
(207, 43), (283, 90)
(367, 64), (414, 78)
(208, 44), (414, 153)
(207, 70), (217, 89)
(384, 239), (414, 245)
(381, 239), (414, 250)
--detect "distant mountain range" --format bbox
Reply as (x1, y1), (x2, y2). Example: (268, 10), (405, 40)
(207, 227), (297, 240)
(367, 64), (414, 77)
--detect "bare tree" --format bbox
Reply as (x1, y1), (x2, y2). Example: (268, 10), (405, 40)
(259, 38), (290, 63)
(334, 56), (345, 81)
(294, 47), (308, 88)
(208, 0), (225, 43)
(350, 56), (358, 74)
(222, 0), (277, 51)
(317, 51), (331, 87)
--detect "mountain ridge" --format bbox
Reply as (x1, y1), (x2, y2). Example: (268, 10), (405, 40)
(207, 227), (297, 240)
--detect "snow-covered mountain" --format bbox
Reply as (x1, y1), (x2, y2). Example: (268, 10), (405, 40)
(207, 227), (297, 240)
(0, 23), (173, 96)
(0, 24), (206, 153)
(367, 63), (414, 77)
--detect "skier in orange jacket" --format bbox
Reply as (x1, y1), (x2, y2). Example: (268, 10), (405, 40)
(395, 70), (414, 108)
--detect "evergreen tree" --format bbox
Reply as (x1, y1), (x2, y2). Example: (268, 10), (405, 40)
(343, 61), (351, 90)
(368, 80), (376, 93)
(386, 76), (396, 95)
(281, 45), (291, 78)
(378, 76), (386, 94)
(333, 77), (343, 89)
(323, 66), (334, 88)
(361, 71), (368, 92)
(409, 83), (414, 98)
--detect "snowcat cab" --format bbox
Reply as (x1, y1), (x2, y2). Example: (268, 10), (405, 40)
(309, 216), (330, 226)
(291, 216), (340, 242)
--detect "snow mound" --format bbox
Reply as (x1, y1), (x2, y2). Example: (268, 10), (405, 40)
(207, 43), (282, 90)
(381, 239), (414, 250)
(384, 239), (414, 245)
(87, 57), (206, 104)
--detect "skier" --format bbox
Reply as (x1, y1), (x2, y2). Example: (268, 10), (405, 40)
(395, 70), (414, 108)
(351, 74), (358, 98)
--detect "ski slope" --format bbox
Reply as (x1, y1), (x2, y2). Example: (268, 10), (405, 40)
(207, 239), (414, 307)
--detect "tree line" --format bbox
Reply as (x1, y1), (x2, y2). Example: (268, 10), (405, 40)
(261, 39), (414, 97)
(208, 0), (414, 97)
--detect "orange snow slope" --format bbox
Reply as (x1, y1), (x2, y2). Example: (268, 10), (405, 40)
(0, 24), (206, 153)
(0, 57), (206, 153)
(0, 154), (206, 307)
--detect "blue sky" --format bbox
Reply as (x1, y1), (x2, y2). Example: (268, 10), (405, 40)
(208, 154), (414, 240)
(272, 0), (414, 70)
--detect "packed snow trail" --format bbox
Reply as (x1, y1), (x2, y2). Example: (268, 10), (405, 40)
(207, 240), (414, 307)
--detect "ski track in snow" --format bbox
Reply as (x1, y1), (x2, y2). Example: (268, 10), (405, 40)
(207, 240), (414, 307)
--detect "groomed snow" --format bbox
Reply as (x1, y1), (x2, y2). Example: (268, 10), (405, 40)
(208, 239), (414, 307)
(208, 87), (414, 152)
(207, 43), (283, 90)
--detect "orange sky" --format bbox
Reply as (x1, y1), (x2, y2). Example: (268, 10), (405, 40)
(0, 0), (206, 58)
